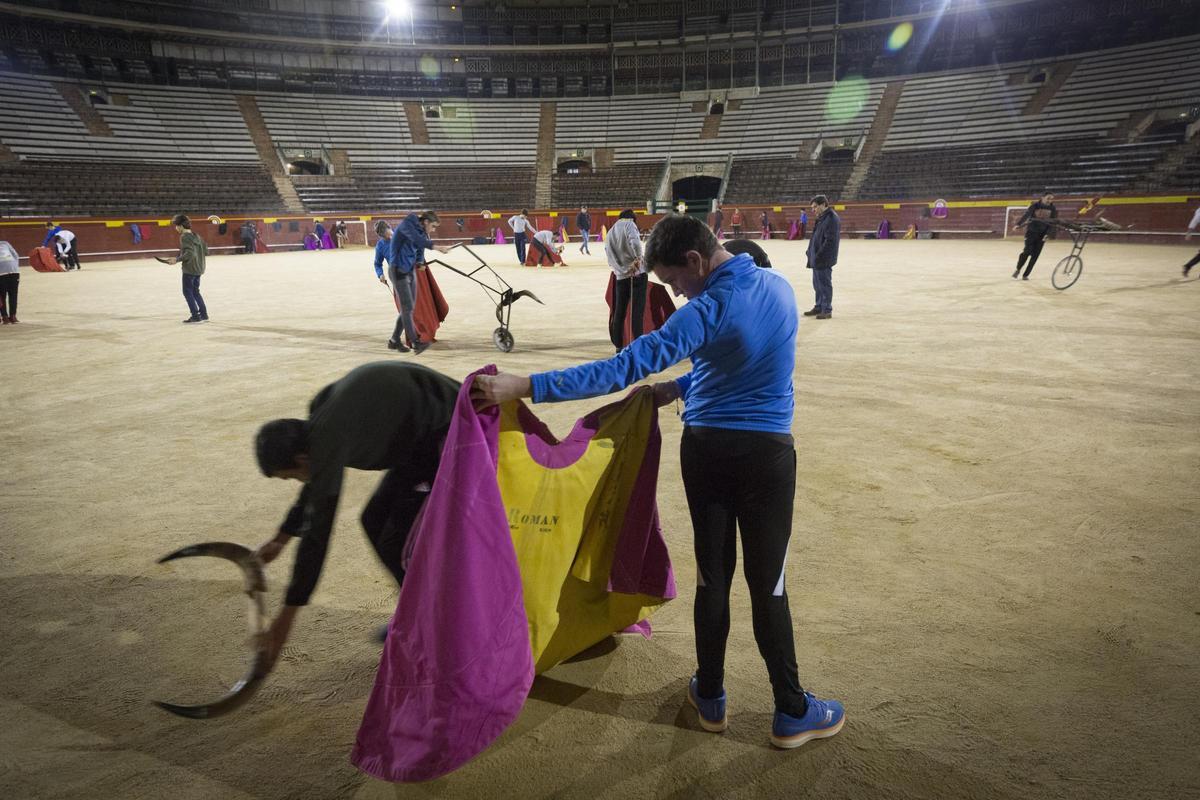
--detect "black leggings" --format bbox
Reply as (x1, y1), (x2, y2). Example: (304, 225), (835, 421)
(1185, 251), (1200, 270)
(609, 273), (648, 350)
(1016, 234), (1046, 277)
(359, 467), (429, 586)
(680, 426), (806, 717)
(0, 273), (17, 318)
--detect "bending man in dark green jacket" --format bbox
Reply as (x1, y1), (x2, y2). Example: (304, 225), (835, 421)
(163, 213), (209, 324)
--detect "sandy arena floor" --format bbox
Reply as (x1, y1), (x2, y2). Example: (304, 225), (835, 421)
(1, 239), (1198, 800)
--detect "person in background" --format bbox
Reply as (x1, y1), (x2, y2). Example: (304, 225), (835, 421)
(470, 213), (846, 751)
(55, 228), (81, 270)
(730, 208), (743, 239)
(41, 221), (62, 247)
(1183, 205), (1200, 277)
(335, 221), (348, 249)
(804, 195), (839, 320)
(799, 209), (808, 240)
(160, 214), (209, 324)
(0, 239), (19, 324)
(1011, 192), (1057, 280)
(606, 209), (645, 351)
(531, 228), (566, 266)
(508, 209), (531, 264)
(241, 221), (257, 254)
(387, 211), (449, 354)
(576, 206), (592, 255)
(373, 220), (393, 288)
(761, 210), (771, 240)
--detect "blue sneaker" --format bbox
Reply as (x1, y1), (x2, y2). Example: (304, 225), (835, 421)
(771, 692), (845, 749)
(687, 676), (727, 733)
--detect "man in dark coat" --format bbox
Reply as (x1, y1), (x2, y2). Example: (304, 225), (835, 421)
(804, 195), (840, 320)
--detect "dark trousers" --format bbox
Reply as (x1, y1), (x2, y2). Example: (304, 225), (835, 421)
(530, 237), (554, 264)
(579, 228), (590, 253)
(514, 231), (527, 263)
(388, 266), (418, 345)
(0, 273), (18, 318)
(1184, 251), (1200, 272)
(63, 241), (80, 269)
(360, 468), (429, 587)
(242, 236), (255, 254)
(181, 273), (207, 318)
(681, 427), (806, 717)
(1016, 234), (1046, 277)
(610, 272), (648, 350)
(811, 267), (833, 313)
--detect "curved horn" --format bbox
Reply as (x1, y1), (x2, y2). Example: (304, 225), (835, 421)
(153, 542), (271, 719)
(498, 289), (544, 309)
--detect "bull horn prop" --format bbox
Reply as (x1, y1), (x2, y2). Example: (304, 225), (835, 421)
(153, 542), (270, 719)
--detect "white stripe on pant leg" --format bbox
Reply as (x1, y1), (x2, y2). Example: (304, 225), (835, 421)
(772, 555), (788, 597)
(696, 562), (706, 588)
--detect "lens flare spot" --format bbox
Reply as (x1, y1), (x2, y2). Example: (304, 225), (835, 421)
(887, 22), (913, 52)
(419, 56), (440, 79)
(825, 76), (869, 122)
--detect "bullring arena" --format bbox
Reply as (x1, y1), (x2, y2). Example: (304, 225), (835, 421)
(1, 2), (1199, 799)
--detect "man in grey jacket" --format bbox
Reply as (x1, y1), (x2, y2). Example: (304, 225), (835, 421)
(804, 195), (840, 320)
(606, 209), (645, 350)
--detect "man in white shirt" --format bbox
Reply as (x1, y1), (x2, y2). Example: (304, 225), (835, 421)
(605, 209), (645, 351)
(55, 229), (80, 270)
(529, 228), (566, 266)
(507, 209), (531, 265)
(1184, 206), (1200, 277)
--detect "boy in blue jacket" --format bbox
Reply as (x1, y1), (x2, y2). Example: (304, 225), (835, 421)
(471, 213), (845, 751)
(387, 211), (448, 354)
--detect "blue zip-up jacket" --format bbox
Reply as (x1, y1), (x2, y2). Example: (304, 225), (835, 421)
(806, 209), (840, 269)
(530, 253), (797, 434)
(389, 213), (434, 274)
(373, 237), (391, 278)
(42, 225), (62, 246)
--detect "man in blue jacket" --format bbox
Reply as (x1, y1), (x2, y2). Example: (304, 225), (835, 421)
(471, 213), (845, 752)
(388, 211), (448, 354)
(804, 195), (839, 320)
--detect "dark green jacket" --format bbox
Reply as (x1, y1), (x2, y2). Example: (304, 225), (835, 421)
(179, 230), (208, 276)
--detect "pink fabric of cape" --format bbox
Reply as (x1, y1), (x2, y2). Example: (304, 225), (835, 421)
(352, 367), (674, 783)
(352, 366), (534, 783)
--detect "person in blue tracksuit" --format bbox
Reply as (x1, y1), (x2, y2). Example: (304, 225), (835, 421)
(372, 220), (393, 287)
(470, 213), (845, 752)
(387, 211), (448, 354)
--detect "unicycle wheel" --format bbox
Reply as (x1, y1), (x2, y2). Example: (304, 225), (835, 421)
(1051, 254), (1083, 290)
(492, 327), (515, 352)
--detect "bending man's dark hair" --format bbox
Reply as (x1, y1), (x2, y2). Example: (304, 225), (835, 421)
(723, 238), (772, 269)
(618, 208), (636, 220)
(418, 210), (439, 224)
(171, 214), (192, 229)
(374, 220), (390, 236)
(643, 214), (719, 269)
(811, 194), (829, 207)
(255, 418), (309, 475)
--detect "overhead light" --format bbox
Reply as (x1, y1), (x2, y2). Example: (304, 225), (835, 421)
(384, 0), (408, 19)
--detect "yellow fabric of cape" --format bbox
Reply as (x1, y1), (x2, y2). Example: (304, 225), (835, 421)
(497, 391), (670, 673)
